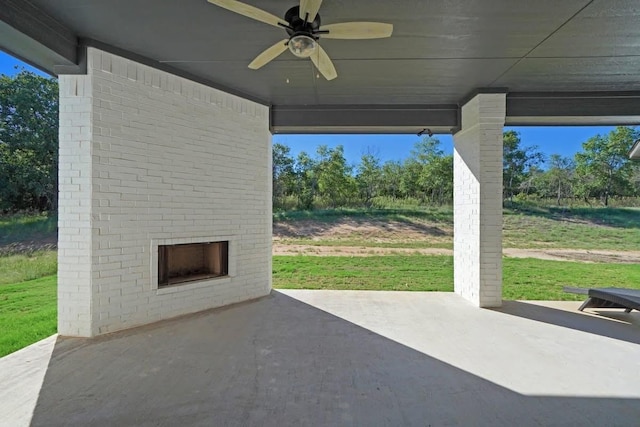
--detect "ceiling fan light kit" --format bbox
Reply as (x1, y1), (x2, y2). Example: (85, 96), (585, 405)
(206, 0), (393, 80)
(288, 35), (317, 58)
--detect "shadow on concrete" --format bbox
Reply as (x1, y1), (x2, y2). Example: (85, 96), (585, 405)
(493, 300), (640, 346)
(29, 292), (639, 426)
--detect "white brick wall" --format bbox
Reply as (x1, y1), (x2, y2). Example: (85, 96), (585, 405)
(58, 48), (271, 336)
(453, 93), (505, 307)
(58, 75), (94, 337)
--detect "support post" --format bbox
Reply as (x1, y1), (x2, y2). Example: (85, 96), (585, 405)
(453, 93), (506, 307)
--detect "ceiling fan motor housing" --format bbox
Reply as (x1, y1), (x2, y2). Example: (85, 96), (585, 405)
(284, 6), (321, 37)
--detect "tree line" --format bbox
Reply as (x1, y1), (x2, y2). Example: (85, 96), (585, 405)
(274, 127), (640, 210)
(0, 71), (58, 212)
(273, 138), (454, 210)
(1, 71), (639, 213)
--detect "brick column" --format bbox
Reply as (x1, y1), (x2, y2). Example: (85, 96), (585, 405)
(453, 93), (506, 307)
(57, 75), (94, 337)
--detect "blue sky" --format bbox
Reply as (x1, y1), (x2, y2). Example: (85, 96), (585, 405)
(274, 127), (616, 166)
(0, 50), (46, 76)
(1, 50), (619, 165)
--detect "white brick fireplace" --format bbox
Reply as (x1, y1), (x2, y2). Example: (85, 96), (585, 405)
(58, 48), (272, 336)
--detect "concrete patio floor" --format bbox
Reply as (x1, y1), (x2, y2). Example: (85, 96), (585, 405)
(1, 290), (639, 426)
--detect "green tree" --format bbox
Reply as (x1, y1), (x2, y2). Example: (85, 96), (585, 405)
(422, 154), (453, 205)
(399, 158), (422, 199)
(630, 163), (640, 197)
(538, 155), (575, 205)
(401, 137), (453, 204)
(503, 130), (544, 201)
(294, 151), (317, 210)
(272, 143), (296, 209)
(519, 165), (544, 197)
(0, 71), (59, 212)
(379, 160), (403, 199)
(574, 126), (639, 206)
(356, 150), (382, 207)
(315, 145), (355, 207)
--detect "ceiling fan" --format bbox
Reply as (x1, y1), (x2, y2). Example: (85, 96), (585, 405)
(206, 0), (393, 80)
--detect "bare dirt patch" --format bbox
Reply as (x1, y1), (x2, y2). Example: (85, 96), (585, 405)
(0, 235), (57, 256)
(273, 244), (452, 257)
(273, 244), (640, 263)
(273, 218), (451, 244)
(504, 248), (640, 264)
(273, 218), (640, 263)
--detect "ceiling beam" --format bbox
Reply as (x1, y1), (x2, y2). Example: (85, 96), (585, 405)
(270, 104), (459, 134)
(0, 0), (79, 74)
(506, 92), (640, 126)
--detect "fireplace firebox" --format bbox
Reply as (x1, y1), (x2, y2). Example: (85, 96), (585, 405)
(158, 241), (228, 287)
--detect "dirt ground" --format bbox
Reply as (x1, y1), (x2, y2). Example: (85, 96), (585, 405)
(0, 236), (57, 256)
(273, 218), (640, 264)
(273, 244), (640, 263)
(273, 218), (451, 245)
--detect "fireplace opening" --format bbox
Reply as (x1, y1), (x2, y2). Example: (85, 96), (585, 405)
(158, 241), (228, 287)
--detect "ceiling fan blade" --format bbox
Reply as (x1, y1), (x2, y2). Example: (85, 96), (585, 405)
(310, 45), (337, 80)
(248, 39), (289, 69)
(319, 22), (393, 39)
(299, 0), (322, 23)
(207, 0), (286, 28)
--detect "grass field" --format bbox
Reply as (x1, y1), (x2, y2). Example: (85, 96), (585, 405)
(503, 206), (640, 250)
(274, 206), (640, 250)
(1, 206), (639, 357)
(0, 251), (57, 285)
(273, 255), (640, 300)
(3, 254), (639, 356)
(273, 254), (454, 291)
(0, 275), (57, 358)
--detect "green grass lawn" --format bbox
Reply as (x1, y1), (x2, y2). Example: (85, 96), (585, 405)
(0, 275), (57, 358)
(1, 205), (639, 357)
(274, 254), (454, 291)
(0, 251), (57, 285)
(502, 257), (640, 299)
(2, 255), (640, 357)
(503, 206), (640, 250)
(273, 255), (640, 301)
